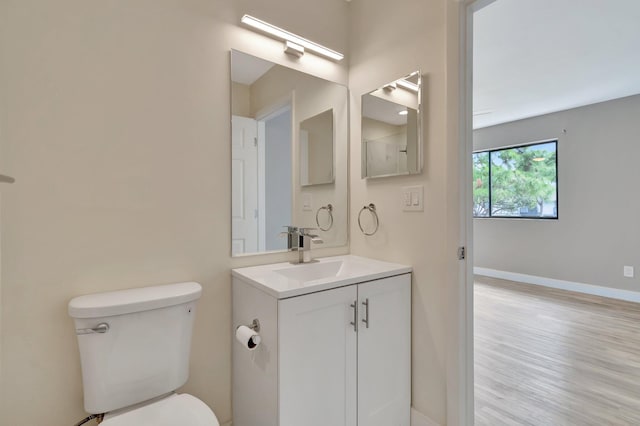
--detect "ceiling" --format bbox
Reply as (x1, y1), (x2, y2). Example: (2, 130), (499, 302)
(231, 51), (275, 85)
(362, 93), (410, 126)
(473, 0), (640, 129)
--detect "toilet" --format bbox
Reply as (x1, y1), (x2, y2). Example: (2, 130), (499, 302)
(68, 282), (219, 425)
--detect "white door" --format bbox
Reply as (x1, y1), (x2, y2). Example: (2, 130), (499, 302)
(231, 115), (258, 255)
(357, 274), (411, 426)
(278, 286), (358, 426)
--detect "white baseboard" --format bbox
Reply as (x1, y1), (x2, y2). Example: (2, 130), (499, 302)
(474, 267), (640, 303)
(411, 407), (441, 426)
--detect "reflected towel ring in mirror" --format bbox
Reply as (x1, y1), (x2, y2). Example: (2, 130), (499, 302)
(358, 203), (379, 236)
(316, 204), (334, 231)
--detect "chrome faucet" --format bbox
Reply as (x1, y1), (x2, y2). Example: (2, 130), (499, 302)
(280, 226), (324, 263)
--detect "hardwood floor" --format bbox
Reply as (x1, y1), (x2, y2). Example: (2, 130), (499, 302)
(474, 275), (640, 426)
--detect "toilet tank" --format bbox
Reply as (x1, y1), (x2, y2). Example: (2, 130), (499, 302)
(68, 282), (202, 414)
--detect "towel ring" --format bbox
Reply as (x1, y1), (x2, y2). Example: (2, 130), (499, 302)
(358, 203), (379, 236)
(316, 204), (334, 231)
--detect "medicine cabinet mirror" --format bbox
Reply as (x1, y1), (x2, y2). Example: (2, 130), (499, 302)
(230, 50), (348, 256)
(361, 71), (422, 178)
(300, 108), (334, 186)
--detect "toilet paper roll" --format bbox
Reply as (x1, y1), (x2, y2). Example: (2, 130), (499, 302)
(236, 325), (261, 351)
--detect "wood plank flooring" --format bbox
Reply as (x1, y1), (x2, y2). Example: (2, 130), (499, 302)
(474, 275), (640, 426)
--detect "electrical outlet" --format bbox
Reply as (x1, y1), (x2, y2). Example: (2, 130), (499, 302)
(624, 266), (634, 278)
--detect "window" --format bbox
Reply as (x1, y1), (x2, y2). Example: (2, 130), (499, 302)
(473, 140), (557, 219)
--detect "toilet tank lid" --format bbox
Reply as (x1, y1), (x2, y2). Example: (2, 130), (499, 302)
(68, 282), (202, 318)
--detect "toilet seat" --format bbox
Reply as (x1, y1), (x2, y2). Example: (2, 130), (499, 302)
(101, 393), (219, 426)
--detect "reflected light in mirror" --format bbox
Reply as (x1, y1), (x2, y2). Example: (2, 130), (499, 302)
(396, 79), (419, 92)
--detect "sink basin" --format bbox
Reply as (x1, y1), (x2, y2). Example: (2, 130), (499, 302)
(232, 255), (412, 299)
(274, 260), (343, 282)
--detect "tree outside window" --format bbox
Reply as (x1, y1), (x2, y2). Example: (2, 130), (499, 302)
(473, 141), (557, 219)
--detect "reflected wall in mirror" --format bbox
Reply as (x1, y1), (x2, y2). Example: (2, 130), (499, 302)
(300, 108), (334, 186)
(361, 71), (422, 178)
(230, 50), (348, 256)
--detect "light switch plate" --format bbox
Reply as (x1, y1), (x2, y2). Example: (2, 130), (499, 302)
(404, 192), (412, 206)
(302, 193), (313, 211)
(624, 265), (634, 278)
(402, 185), (423, 212)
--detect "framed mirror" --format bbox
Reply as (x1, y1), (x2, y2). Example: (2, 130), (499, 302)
(361, 71), (422, 178)
(230, 50), (348, 256)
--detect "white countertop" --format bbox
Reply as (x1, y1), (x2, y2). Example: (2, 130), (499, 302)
(231, 255), (412, 299)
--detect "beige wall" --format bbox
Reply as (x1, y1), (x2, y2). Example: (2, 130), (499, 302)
(349, 0), (462, 424)
(474, 94), (640, 291)
(231, 82), (251, 117)
(0, 0), (349, 424)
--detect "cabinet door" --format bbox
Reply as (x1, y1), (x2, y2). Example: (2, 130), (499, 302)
(357, 274), (411, 426)
(278, 285), (358, 426)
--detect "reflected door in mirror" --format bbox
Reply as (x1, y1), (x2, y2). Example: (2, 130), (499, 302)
(232, 116), (259, 255)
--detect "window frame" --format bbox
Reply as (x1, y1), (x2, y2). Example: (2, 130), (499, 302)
(473, 138), (559, 220)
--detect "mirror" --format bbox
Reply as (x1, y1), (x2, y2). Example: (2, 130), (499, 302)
(361, 71), (422, 178)
(300, 109), (334, 186)
(230, 50), (348, 256)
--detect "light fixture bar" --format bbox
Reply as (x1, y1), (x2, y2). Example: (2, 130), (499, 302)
(396, 79), (419, 93)
(284, 40), (304, 58)
(241, 15), (344, 61)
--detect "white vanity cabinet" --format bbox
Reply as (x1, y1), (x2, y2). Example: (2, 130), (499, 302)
(232, 255), (411, 426)
(278, 284), (358, 426)
(279, 274), (411, 426)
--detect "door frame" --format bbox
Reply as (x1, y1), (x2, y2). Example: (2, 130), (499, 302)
(456, 0), (497, 424)
(255, 97), (293, 252)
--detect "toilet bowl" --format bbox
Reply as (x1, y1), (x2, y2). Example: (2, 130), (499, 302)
(69, 282), (219, 425)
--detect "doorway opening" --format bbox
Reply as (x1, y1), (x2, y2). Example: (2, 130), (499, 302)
(257, 105), (292, 252)
(467, 0), (640, 424)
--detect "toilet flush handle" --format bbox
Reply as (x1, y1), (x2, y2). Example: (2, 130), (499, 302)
(76, 323), (110, 335)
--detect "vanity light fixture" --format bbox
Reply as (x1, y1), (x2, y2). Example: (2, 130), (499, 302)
(284, 40), (305, 58)
(241, 15), (344, 61)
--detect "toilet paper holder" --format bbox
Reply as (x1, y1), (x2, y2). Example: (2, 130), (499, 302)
(236, 319), (262, 351)
(244, 318), (260, 333)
